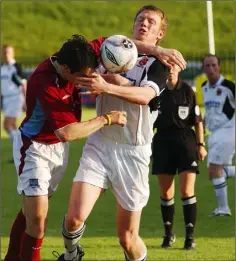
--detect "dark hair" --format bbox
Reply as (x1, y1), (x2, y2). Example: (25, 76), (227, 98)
(202, 54), (221, 66)
(134, 5), (168, 37)
(57, 34), (98, 73)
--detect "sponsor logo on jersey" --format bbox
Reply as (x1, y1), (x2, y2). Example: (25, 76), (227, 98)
(204, 100), (220, 108)
(178, 106), (189, 120)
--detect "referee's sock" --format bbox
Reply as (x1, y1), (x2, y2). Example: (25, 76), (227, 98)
(212, 177), (229, 209)
(62, 217), (86, 260)
(182, 196), (197, 239)
(160, 197), (175, 236)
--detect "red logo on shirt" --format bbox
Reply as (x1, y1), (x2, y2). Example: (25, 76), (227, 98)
(216, 88), (222, 96)
(138, 57), (149, 67)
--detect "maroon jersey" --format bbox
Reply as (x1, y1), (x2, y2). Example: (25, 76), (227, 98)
(20, 56), (81, 144)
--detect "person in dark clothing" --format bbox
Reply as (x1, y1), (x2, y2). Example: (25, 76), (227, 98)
(152, 64), (207, 250)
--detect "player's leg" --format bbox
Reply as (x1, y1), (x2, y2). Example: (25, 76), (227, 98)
(21, 194), (49, 261)
(60, 182), (104, 260)
(207, 129), (233, 216)
(58, 136), (109, 260)
(3, 94), (23, 144)
(223, 165), (235, 179)
(208, 163), (231, 216)
(110, 142), (152, 260)
(4, 207), (26, 261)
(157, 174), (176, 248)
(179, 171), (197, 250)
(3, 116), (18, 143)
(116, 203), (147, 261)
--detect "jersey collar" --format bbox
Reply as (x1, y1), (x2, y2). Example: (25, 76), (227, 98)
(207, 74), (224, 88)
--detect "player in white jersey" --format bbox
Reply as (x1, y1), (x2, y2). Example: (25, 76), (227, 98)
(1, 45), (27, 160)
(56, 5), (185, 261)
(201, 54), (235, 217)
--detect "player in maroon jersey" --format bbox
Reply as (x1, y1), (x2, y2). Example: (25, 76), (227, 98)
(4, 34), (127, 261)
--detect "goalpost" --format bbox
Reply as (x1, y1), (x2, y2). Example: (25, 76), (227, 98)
(206, 1), (215, 54)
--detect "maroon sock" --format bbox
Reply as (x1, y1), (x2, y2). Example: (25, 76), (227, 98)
(21, 233), (43, 261)
(4, 209), (26, 261)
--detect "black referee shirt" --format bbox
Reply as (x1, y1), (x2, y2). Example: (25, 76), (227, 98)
(153, 79), (202, 132)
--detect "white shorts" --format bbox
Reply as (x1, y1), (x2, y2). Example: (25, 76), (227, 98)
(3, 93), (24, 118)
(74, 132), (152, 211)
(207, 128), (235, 166)
(13, 130), (69, 196)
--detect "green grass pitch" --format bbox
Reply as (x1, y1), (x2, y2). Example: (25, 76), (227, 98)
(1, 108), (235, 260)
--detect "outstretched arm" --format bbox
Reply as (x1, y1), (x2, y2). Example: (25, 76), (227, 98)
(132, 39), (186, 70)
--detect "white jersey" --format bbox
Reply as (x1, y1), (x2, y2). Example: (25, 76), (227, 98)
(1, 59), (23, 97)
(202, 75), (235, 132)
(96, 55), (168, 146)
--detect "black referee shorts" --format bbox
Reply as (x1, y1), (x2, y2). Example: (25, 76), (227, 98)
(152, 128), (199, 175)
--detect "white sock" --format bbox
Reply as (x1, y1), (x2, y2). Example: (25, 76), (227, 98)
(124, 248), (147, 261)
(8, 129), (17, 143)
(212, 177), (229, 210)
(62, 217), (86, 260)
(223, 166), (235, 178)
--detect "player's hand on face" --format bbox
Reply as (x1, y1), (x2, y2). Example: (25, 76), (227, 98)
(156, 47), (187, 71)
(197, 146), (207, 161)
(101, 74), (131, 86)
(75, 73), (108, 94)
(105, 110), (127, 127)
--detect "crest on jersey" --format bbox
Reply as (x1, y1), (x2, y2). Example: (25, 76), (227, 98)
(216, 88), (222, 96)
(105, 46), (119, 66)
(178, 106), (189, 120)
(138, 57), (149, 67)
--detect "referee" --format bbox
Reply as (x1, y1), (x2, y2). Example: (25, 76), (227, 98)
(152, 64), (207, 250)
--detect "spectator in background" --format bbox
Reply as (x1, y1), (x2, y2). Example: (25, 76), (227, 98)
(201, 54), (235, 217)
(1, 45), (27, 162)
(152, 64), (207, 250)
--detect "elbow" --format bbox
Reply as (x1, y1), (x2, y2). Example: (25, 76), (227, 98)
(56, 131), (73, 142)
(137, 97), (150, 105)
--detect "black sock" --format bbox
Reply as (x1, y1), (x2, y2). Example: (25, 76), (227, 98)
(182, 196), (197, 239)
(160, 197), (175, 236)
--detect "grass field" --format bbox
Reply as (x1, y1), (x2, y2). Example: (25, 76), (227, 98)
(1, 108), (235, 260)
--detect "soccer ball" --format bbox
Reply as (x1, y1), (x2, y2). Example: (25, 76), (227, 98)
(100, 35), (138, 73)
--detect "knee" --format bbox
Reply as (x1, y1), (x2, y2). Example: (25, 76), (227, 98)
(180, 188), (194, 198)
(161, 191), (174, 200)
(119, 231), (136, 252)
(26, 214), (47, 236)
(65, 215), (85, 232)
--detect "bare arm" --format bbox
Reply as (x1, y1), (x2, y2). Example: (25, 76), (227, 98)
(77, 73), (156, 105)
(55, 116), (107, 142)
(131, 39), (187, 70)
(105, 83), (156, 105)
(55, 111), (127, 142)
(194, 121), (207, 161)
(194, 121), (205, 144)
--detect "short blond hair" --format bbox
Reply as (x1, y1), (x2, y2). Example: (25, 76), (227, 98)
(134, 5), (168, 41)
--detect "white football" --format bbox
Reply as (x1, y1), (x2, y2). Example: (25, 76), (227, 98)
(100, 35), (138, 73)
